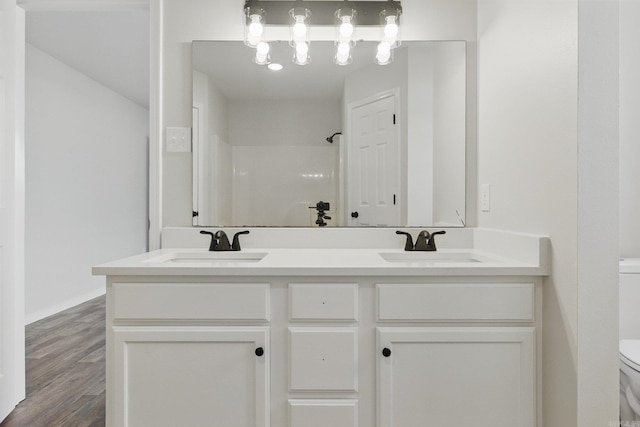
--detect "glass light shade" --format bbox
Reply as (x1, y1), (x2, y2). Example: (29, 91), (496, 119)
(289, 6), (311, 47)
(253, 41), (271, 65)
(379, 2), (402, 49)
(244, 2), (266, 48)
(375, 41), (393, 65)
(334, 41), (352, 66)
(293, 41), (311, 65)
(334, 6), (357, 46)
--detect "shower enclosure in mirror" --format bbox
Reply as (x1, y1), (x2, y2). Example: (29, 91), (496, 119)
(192, 40), (466, 227)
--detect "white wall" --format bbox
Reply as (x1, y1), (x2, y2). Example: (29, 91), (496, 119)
(192, 81), (341, 227)
(192, 69), (232, 226)
(431, 43), (466, 226)
(477, 0), (620, 425)
(0, 1), (26, 417)
(407, 46), (434, 225)
(25, 44), (148, 323)
(228, 99), (340, 226)
(576, 1), (619, 425)
(620, 0), (640, 257)
(477, 2), (579, 423)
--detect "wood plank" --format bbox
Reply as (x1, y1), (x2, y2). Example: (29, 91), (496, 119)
(0, 296), (105, 427)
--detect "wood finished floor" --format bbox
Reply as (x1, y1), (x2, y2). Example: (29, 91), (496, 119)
(1, 296), (106, 427)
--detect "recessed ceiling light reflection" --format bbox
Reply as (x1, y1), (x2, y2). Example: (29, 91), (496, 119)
(267, 63), (283, 71)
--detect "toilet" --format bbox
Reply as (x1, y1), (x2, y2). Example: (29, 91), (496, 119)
(620, 258), (640, 422)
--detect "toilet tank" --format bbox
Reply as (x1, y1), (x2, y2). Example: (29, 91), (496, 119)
(620, 258), (640, 340)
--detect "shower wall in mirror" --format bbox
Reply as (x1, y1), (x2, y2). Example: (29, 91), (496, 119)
(192, 40), (466, 227)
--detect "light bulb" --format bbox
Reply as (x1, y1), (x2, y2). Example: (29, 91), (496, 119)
(336, 53), (349, 65)
(248, 15), (264, 37)
(255, 51), (268, 64)
(376, 42), (392, 64)
(289, 6), (311, 49)
(256, 41), (270, 55)
(296, 51), (308, 64)
(384, 16), (399, 40)
(254, 41), (270, 65)
(377, 42), (391, 55)
(339, 16), (354, 38)
(245, 13), (264, 47)
(335, 42), (351, 65)
(292, 16), (307, 39)
(337, 42), (350, 55)
(296, 42), (309, 55)
(294, 42), (309, 64)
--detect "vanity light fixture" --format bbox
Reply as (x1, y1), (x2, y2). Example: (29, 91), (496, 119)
(268, 63), (284, 71)
(242, 0), (402, 66)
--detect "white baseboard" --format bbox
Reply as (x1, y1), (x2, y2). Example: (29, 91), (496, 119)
(25, 288), (106, 325)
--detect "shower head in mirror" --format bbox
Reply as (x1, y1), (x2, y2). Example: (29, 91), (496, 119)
(326, 132), (342, 143)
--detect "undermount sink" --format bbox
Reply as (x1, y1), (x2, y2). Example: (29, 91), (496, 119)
(145, 251), (267, 264)
(378, 251), (486, 264)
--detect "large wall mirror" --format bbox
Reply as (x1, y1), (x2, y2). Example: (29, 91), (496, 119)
(192, 40), (466, 227)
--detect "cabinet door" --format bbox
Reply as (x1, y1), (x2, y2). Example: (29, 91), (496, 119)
(113, 326), (269, 427)
(377, 327), (535, 427)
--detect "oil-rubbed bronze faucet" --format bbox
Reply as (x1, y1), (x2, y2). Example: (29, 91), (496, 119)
(396, 230), (446, 251)
(200, 230), (250, 251)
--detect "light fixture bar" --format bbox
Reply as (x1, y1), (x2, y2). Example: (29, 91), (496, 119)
(243, 1), (400, 26)
(243, 0), (402, 66)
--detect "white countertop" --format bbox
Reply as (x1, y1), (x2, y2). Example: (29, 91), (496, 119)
(620, 258), (640, 274)
(93, 247), (547, 277)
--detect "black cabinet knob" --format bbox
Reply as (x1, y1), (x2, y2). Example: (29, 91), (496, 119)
(351, 211), (359, 218)
(382, 347), (391, 357)
(255, 347), (264, 357)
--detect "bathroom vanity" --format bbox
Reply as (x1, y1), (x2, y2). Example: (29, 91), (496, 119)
(93, 228), (548, 427)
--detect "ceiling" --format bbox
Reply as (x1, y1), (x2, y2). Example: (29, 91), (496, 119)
(193, 40), (382, 101)
(25, 10), (150, 109)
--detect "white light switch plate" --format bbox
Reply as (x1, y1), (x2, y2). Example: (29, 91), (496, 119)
(481, 184), (491, 212)
(166, 127), (191, 152)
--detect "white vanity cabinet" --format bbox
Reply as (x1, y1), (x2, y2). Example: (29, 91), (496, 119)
(287, 283), (360, 427)
(106, 281), (271, 427)
(97, 232), (549, 427)
(103, 277), (541, 427)
(375, 282), (538, 427)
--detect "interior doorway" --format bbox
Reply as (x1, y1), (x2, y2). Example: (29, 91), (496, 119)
(346, 91), (400, 226)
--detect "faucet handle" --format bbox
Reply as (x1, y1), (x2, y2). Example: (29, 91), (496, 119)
(231, 230), (250, 251)
(199, 230), (217, 251)
(426, 230), (446, 251)
(396, 231), (415, 251)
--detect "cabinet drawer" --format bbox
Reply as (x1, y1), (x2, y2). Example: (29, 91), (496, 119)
(289, 327), (358, 391)
(289, 399), (358, 427)
(112, 283), (270, 321)
(289, 283), (358, 321)
(377, 283), (534, 322)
